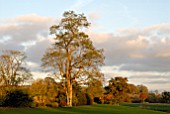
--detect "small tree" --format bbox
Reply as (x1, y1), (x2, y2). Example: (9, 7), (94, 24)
(29, 77), (59, 107)
(0, 50), (32, 89)
(105, 77), (130, 104)
(137, 84), (148, 94)
(139, 93), (148, 102)
(161, 91), (170, 103)
(137, 84), (148, 102)
(42, 11), (104, 107)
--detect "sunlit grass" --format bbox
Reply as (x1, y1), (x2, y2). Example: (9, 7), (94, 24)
(0, 104), (168, 114)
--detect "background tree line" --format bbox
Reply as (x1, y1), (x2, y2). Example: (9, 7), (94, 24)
(1, 66), (169, 107)
(0, 11), (170, 107)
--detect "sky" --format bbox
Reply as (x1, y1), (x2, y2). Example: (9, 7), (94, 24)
(0, 0), (170, 92)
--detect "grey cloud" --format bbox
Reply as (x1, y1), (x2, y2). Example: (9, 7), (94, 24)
(26, 37), (53, 69)
(120, 59), (170, 72)
(90, 23), (170, 72)
(129, 74), (170, 80)
(128, 72), (170, 90)
(0, 41), (23, 51)
(146, 80), (170, 85)
(102, 69), (170, 91)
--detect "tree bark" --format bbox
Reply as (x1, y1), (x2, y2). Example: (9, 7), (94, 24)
(67, 79), (72, 107)
(66, 50), (73, 107)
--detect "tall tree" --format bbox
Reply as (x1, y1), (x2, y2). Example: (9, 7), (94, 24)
(0, 50), (32, 88)
(42, 11), (104, 107)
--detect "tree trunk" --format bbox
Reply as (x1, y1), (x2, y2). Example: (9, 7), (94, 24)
(66, 79), (72, 107)
(66, 48), (72, 107)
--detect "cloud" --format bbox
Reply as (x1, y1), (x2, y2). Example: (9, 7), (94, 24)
(31, 71), (49, 80)
(126, 35), (148, 49)
(147, 80), (170, 84)
(89, 32), (113, 44)
(89, 23), (170, 72)
(129, 72), (170, 81)
(1, 14), (170, 91)
(9, 14), (54, 24)
(0, 39), (23, 51)
(118, 23), (170, 37)
(26, 35), (54, 66)
(26, 61), (39, 71)
(0, 14), (55, 71)
(0, 14), (54, 44)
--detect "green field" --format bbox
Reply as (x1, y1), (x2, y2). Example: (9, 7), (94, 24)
(0, 104), (168, 114)
(122, 103), (170, 113)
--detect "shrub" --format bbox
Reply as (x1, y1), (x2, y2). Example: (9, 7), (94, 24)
(51, 102), (59, 107)
(46, 102), (59, 108)
(132, 96), (141, 103)
(0, 95), (5, 106)
(1, 89), (33, 107)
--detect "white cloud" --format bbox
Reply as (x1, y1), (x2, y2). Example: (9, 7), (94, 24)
(89, 32), (112, 44)
(26, 61), (39, 70)
(126, 35), (149, 49)
(0, 14), (55, 44)
(0, 35), (12, 43)
(5, 14), (54, 24)
(31, 71), (49, 80)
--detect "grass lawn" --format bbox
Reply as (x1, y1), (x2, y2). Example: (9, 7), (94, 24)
(122, 103), (170, 113)
(0, 104), (168, 114)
